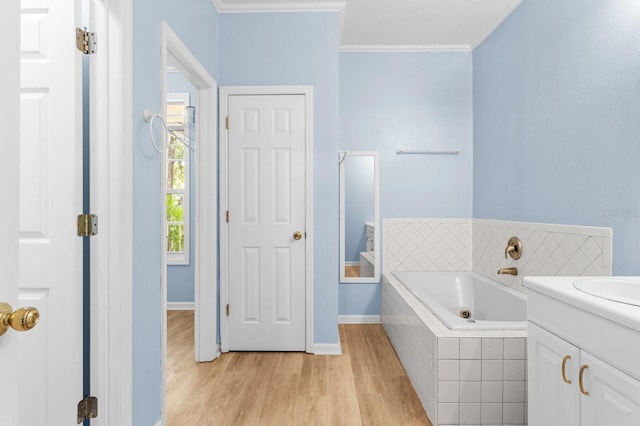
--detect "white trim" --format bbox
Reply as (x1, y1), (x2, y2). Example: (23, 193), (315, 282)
(167, 302), (195, 311)
(154, 420), (163, 426)
(338, 315), (381, 324)
(314, 343), (343, 356)
(89, 0), (133, 424)
(212, 0), (344, 13)
(339, 44), (473, 52)
(219, 86), (314, 354)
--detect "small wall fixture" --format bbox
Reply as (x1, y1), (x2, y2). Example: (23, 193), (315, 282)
(143, 109), (195, 154)
(505, 236), (522, 260)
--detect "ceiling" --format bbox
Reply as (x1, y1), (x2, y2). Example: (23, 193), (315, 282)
(212, 0), (522, 51)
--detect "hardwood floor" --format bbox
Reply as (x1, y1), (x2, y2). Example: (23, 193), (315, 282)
(167, 310), (432, 425)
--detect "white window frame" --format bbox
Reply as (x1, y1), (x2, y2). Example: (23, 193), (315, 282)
(165, 92), (191, 265)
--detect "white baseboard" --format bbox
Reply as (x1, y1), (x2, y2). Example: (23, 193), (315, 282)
(167, 302), (195, 310)
(338, 315), (381, 324)
(314, 343), (342, 355)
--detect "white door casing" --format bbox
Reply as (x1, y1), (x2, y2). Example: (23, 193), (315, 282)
(89, 0), (133, 424)
(0, 0), (84, 424)
(220, 87), (314, 352)
(159, 22), (218, 365)
(159, 21), (218, 424)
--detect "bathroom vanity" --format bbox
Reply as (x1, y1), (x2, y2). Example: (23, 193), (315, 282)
(525, 276), (640, 426)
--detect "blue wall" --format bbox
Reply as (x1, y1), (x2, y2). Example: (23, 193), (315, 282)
(132, 0), (218, 423)
(473, 0), (640, 275)
(338, 52), (474, 315)
(220, 12), (340, 344)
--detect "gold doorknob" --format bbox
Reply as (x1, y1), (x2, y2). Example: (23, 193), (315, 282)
(293, 231), (302, 241)
(0, 302), (40, 336)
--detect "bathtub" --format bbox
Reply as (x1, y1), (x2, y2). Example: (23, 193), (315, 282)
(382, 272), (528, 426)
(391, 271), (527, 331)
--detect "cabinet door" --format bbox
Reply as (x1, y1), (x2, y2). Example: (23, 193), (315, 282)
(581, 352), (640, 426)
(528, 322), (581, 426)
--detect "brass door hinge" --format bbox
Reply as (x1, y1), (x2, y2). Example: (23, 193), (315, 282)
(226, 210), (229, 223)
(77, 396), (98, 423)
(226, 304), (230, 316)
(225, 116), (230, 130)
(76, 27), (97, 54)
(77, 214), (98, 237)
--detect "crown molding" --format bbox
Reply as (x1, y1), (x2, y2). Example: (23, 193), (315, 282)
(339, 44), (473, 53)
(212, 0), (344, 13)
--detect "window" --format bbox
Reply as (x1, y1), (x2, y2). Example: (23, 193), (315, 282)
(165, 93), (191, 265)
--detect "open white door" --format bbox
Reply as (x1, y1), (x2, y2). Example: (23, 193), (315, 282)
(0, 0), (84, 424)
(0, 1), (22, 424)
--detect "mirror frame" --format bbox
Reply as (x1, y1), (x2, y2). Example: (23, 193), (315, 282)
(339, 151), (380, 283)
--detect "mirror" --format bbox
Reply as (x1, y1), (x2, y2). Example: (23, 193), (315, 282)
(340, 151), (380, 283)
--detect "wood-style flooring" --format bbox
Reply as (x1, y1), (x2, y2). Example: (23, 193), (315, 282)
(344, 265), (361, 278)
(166, 310), (432, 425)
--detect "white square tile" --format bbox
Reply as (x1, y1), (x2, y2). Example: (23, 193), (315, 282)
(439, 338), (460, 359)
(504, 359), (526, 381)
(460, 403), (481, 424)
(438, 402), (460, 424)
(481, 381), (503, 403)
(461, 338), (482, 359)
(504, 338), (525, 359)
(481, 402), (503, 424)
(439, 360), (460, 381)
(503, 403), (525, 424)
(482, 338), (503, 359)
(460, 381), (482, 403)
(503, 381), (525, 403)
(439, 381), (460, 403)
(482, 360), (503, 381)
(460, 359), (482, 381)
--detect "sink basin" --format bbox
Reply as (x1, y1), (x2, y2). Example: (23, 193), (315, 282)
(573, 278), (640, 307)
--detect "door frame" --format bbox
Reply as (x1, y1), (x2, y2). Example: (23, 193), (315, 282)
(89, 0), (133, 424)
(159, 20), (219, 421)
(219, 86), (314, 353)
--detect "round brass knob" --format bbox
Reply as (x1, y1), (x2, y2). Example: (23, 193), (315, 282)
(293, 231), (302, 241)
(0, 302), (40, 336)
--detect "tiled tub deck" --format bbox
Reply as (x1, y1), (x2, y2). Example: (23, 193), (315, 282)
(382, 274), (527, 426)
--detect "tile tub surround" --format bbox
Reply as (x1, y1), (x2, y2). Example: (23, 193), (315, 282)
(383, 218), (612, 292)
(383, 218), (473, 273)
(382, 274), (527, 426)
(473, 219), (612, 291)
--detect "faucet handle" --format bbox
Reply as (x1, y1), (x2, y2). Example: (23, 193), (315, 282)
(504, 237), (522, 260)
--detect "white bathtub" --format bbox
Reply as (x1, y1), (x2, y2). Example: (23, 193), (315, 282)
(382, 271), (528, 425)
(391, 271), (527, 331)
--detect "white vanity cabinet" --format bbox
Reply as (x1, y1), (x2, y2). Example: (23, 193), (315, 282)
(525, 276), (640, 426)
(528, 322), (640, 426)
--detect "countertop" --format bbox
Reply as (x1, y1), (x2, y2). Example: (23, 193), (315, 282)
(524, 276), (640, 333)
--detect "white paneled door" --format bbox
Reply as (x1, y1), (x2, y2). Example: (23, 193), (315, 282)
(228, 94), (306, 351)
(0, 0), (84, 424)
